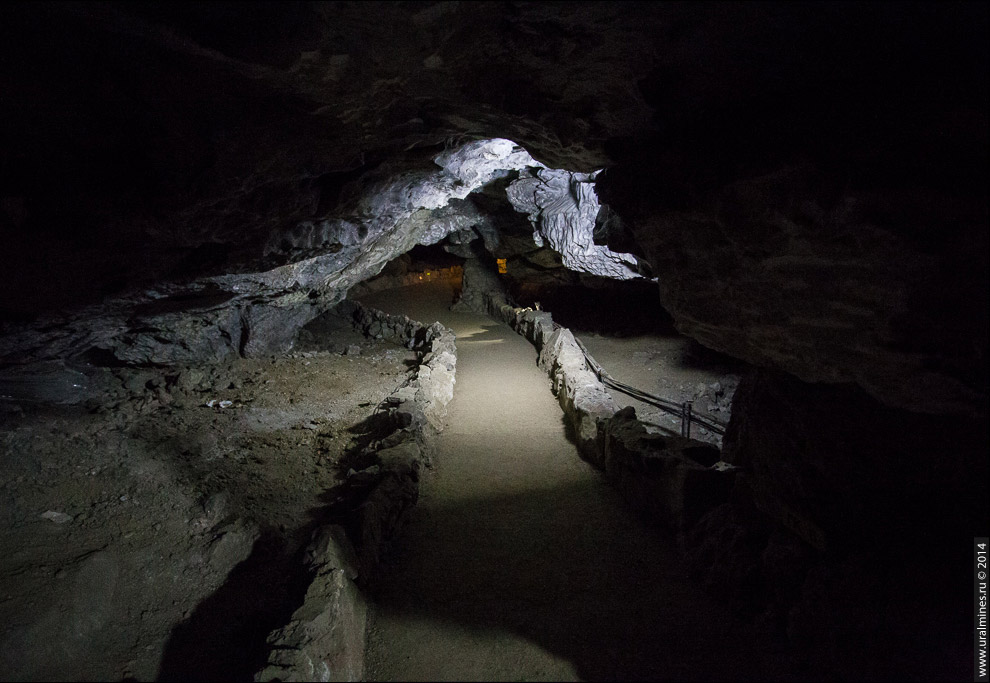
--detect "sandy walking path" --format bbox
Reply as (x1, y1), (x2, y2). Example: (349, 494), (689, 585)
(356, 283), (792, 681)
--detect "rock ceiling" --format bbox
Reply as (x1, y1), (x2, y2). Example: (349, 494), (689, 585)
(0, 2), (986, 417)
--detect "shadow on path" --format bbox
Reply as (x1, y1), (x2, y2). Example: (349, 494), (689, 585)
(359, 281), (801, 680)
(369, 478), (799, 682)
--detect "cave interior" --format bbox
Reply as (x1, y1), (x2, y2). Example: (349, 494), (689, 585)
(0, 2), (987, 681)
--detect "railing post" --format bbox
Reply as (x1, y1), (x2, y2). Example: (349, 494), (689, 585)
(567, 317), (726, 437)
(680, 401), (693, 438)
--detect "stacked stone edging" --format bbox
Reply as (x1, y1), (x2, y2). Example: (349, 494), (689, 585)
(255, 526), (365, 683)
(255, 301), (456, 683)
(341, 300), (457, 433)
(477, 289), (733, 536)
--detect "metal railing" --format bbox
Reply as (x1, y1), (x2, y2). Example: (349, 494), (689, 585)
(550, 319), (727, 438)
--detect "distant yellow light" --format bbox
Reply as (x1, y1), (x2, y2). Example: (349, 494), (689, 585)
(496, 258), (507, 274)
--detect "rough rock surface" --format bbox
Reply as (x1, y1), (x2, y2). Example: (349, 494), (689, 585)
(681, 368), (987, 680)
(599, 162), (988, 417)
(256, 527), (366, 683)
(0, 138), (529, 368)
(254, 138), (537, 291)
(591, 3), (987, 417)
(604, 406), (730, 533)
(721, 369), (987, 553)
(0, 132), (632, 375)
(2, 2), (660, 315)
(1, 2), (984, 423)
(506, 168), (642, 279)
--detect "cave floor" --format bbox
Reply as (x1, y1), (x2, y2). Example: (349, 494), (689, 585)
(573, 332), (741, 447)
(358, 282), (798, 682)
(0, 314), (416, 681)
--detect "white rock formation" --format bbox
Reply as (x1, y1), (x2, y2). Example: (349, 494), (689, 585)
(252, 138), (642, 302)
(0, 139), (637, 367)
(250, 139), (541, 296)
(506, 168), (642, 279)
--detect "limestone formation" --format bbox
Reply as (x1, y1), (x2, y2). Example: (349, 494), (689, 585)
(506, 168), (642, 279)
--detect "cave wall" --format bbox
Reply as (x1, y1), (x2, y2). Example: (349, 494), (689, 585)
(594, 3), (988, 417)
(0, 139), (533, 367)
(723, 370), (988, 552)
(578, 12), (988, 672)
(686, 368), (987, 679)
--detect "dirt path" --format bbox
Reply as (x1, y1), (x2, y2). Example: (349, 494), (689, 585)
(356, 282), (795, 681)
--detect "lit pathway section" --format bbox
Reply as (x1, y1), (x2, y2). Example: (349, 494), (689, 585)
(355, 281), (792, 682)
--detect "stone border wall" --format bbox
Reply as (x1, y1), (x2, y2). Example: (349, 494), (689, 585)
(255, 301), (456, 683)
(478, 289), (735, 536)
(340, 300), (457, 434)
